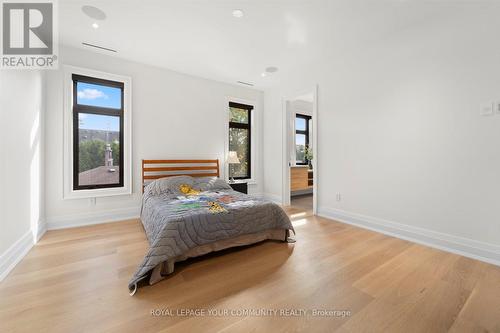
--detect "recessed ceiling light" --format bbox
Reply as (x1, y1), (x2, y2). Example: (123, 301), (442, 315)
(265, 66), (279, 73)
(92, 22), (99, 29)
(261, 66), (278, 78)
(232, 9), (244, 18)
(82, 5), (107, 20)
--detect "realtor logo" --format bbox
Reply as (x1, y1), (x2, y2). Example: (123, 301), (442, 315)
(1, 0), (58, 69)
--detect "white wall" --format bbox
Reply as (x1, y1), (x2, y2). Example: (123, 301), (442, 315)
(45, 46), (263, 226)
(290, 100), (312, 117)
(0, 70), (45, 272)
(264, 8), (500, 252)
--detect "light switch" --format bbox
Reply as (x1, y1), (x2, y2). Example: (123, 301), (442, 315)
(480, 102), (494, 116)
(495, 101), (500, 114)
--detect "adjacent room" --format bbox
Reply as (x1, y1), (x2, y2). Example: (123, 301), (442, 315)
(287, 92), (316, 213)
(1, 1), (499, 332)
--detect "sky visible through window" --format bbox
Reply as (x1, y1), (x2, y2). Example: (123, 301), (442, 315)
(79, 113), (120, 131)
(296, 117), (306, 131)
(76, 82), (121, 132)
(77, 82), (121, 108)
(296, 134), (306, 145)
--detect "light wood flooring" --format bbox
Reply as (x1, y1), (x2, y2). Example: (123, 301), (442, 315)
(290, 194), (313, 211)
(1, 204), (499, 333)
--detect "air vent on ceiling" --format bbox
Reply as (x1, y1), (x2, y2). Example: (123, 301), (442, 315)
(237, 81), (254, 86)
(82, 42), (117, 53)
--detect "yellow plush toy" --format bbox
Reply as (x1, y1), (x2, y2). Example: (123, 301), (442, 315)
(208, 201), (227, 214)
(179, 184), (200, 196)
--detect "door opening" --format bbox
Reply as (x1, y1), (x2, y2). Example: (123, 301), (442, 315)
(282, 86), (318, 215)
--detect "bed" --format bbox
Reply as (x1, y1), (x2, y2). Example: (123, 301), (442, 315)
(128, 159), (295, 295)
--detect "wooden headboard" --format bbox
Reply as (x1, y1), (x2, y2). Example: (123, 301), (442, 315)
(142, 159), (220, 192)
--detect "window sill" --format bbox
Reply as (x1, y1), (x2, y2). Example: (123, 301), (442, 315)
(227, 179), (256, 185)
(63, 186), (132, 200)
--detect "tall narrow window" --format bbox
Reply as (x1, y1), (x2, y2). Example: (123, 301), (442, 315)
(72, 74), (124, 190)
(295, 114), (311, 165)
(229, 102), (252, 179)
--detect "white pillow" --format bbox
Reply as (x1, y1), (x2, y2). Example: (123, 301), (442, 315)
(194, 177), (232, 191)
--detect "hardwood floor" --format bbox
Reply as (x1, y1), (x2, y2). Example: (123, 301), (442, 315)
(1, 205), (499, 333)
(290, 194), (313, 211)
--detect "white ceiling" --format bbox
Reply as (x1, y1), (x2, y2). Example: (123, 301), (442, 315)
(59, 0), (469, 89)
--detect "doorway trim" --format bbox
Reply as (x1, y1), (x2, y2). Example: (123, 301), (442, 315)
(281, 85), (318, 214)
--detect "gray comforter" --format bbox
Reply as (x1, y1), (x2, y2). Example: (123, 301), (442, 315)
(128, 177), (294, 293)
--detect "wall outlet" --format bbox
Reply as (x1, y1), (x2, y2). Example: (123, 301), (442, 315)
(495, 101), (500, 114)
(336, 193), (341, 202)
(480, 102), (494, 116)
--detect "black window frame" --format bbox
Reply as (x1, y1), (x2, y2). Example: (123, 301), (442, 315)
(228, 101), (253, 180)
(295, 113), (311, 165)
(72, 74), (125, 190)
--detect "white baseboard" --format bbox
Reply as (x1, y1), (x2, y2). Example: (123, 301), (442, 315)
(0, 230), (34, 282)
(0, 209), (140, 282)
(46, 206), (141, 230)
(36, 219), (47, 242)
(318, 207), (500, 267)
(263, 193), (282, 204)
